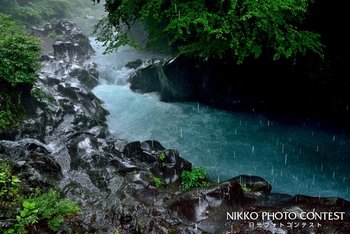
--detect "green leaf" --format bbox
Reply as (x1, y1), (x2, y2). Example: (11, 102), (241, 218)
(94, 0), (323, 62)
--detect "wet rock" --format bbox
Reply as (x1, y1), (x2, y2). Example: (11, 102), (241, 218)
(125, 59), (143, 69)
(110, 158), (139, 175)
(30, 26), (45, 36)
(129, 57), (202, 101)
(123, 141), (191, 184)
(38, 54), (51, 62)
(67, 133), (100, 170)
(292, 195), (350, 211)
(88, 126), (109, 139)
(53, 41), (85, 64)
(140, 140), (165, 151)
(76, 69), (99, 89)
(231, 175), (272, 194)
(253, 193), (294, 207)
(169, 180), (248, 231)
(129, 62), (162, 93)
(152, 149), (191, 185)
(18, 119), (46, 141)
(0, 139), (62, 188)
(69, 67), (99, 89)
(43, 20), (95, 63)
(85, 62), (99, 79)
(123, 141), (158, 164)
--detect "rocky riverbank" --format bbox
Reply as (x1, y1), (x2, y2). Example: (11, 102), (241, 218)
(1, 20), (349, 233)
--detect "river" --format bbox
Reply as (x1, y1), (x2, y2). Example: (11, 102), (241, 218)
(90, 38), (350, 201)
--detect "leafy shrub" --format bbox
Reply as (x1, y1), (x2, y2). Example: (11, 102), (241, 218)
(2, 190), (80, 234)
(151, 176), (164, 188)
(181, 167), (209, 191)
(31, 87), (55, 104)
(0, 110), (15, 130)
(0, 86), (26, 130)
(0, 14), (41, 86)
(0, 162), (80, 234)
(239, 183), (252, 193)
(0, 162), (21, 210)
(158, 152), (166, 161)
(0, 14), (40, 130)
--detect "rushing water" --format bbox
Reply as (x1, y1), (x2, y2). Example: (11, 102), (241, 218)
(90, 39), (350, 201)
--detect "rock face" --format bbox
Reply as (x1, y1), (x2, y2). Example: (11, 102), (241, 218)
(1, 20), (349, 234)
(128, 55), (350, 130)
(33, 20), (95, 64)
(129, 56), (230, 103)
(129, 57), (198, 101)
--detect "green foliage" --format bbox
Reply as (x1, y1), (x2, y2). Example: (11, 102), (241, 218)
(0, 162), (21, 210)
(0, 0), (70, 26)
(31, 87), (55, 104)
(239, 183), (252, 193)
(0, 110), (16, 130)
(3, 190), (80, 234)
(0, 14), (40, 130)
(0, 88), (26, 130)
(151, 176), (164, 188)
(94, 0), (323, 63)
(0, 0), (105, 34)
(181, 166), (209, 191)
(0, 14), (41, 86)
(158, 152), (166, 161)
(0, 162), (80, 234)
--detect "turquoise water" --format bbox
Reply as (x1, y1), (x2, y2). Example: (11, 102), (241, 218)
(90, 39), (350, 201)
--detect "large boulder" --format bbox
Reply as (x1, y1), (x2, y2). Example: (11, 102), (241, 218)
(0, 139), (62, 188)
(125, 59), (143, 69)
(69, 67), (99, 89)
(169, 181), (250, 233)
(123, 140), (192, 185)
(128, 56), (211, 102)
(129, 61), (162, 93)
(231, 175), (272, 194)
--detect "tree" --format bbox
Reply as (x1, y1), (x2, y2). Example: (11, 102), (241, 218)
(93, 0), (323, 63)
(0, 14), (41, 130)
(0, 14), (41, 86)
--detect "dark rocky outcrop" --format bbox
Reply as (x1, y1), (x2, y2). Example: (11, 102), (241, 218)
(123, 140), (192, 185)
(128, 56), (238, 103)
(231, 175), (272, 194)
(69, 64), (99, 89)
(125, 59), (143, 69)
(129, 61), (163, 93)
(33, 20), (95, 64)
(129, 55), (350, 129)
